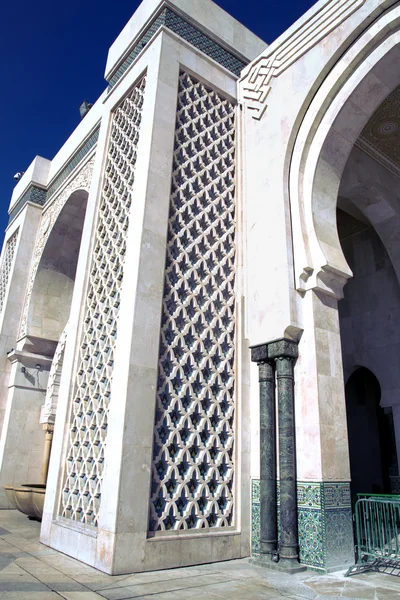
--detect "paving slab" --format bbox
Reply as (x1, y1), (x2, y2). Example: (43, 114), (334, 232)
(0, 594), (61, 599)
(0, 511), (397, 599)
(58, 593), (107, 600)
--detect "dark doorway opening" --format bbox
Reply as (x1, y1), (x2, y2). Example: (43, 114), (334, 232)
(345, 367), (398, 498)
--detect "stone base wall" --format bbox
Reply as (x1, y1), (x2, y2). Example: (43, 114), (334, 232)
(390, 476), (400, 494)
(251, 479), (354, 572)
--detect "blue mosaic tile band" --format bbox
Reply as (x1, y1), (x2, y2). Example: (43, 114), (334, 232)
(251, 479), (260, 554)
(107, 7), (247, 90)
(297, 482), (324, 569)
(164, 10), (245, 76)
(9, 126), (99, 224)
(298, 507), (324, 568)
(108, 10), (168, 89)
(46, 127), (99, 200)
(324, 483), (351, 509)
(8, 186), (46, 224)
(251, 479), (354, 571)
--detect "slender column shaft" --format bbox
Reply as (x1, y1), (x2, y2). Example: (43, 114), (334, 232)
(259, 361), (277, 556)
(276, 355), (298, 562)
(41, 425), (54, 485)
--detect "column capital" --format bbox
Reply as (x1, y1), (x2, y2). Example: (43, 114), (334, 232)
(250, 343), (270, 364)
(250, 338), (298, 363)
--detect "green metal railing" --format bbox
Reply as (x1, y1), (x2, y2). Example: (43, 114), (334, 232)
(346, 494), (400, 577)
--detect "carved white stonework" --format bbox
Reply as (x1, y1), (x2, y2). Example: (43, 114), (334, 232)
(19, 158), (95, 339)
(240, 0), (367, 119)
(60, 77), (146, 527)
(150, 72), (236, 533)
(40, 324), (68, 425)
(0, 230), (19, 316)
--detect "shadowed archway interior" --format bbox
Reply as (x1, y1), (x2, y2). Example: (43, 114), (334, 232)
(344, 367), (398, 497)
(26, 189), (88, 348)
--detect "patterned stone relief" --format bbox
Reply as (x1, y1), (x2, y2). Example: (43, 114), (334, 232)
(46, 128), (99, 200)
(19, 158), (95, 339)
(8, 186), (46, 225)
(150, 72), (237, 533)
(240, 0), (366, 119)
(107, 8), (246, 90)
(60, 77), (146, 526)
(40, 324), (68, 425)
(0, 230), (19, 315)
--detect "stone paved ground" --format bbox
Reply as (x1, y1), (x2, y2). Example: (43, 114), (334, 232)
(0, 510), (398, 599)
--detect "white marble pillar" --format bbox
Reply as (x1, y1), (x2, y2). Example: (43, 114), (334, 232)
(0, 204), (44, 505)
(41, 21), (253, 572)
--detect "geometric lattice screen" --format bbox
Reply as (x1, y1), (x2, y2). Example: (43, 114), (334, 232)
(150, 72), (236, 533)
(60, 77), (146, 526)
(0, 229), (19, 315)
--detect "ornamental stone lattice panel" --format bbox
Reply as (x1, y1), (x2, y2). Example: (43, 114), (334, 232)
(60, 77), (146, 526)
(0, 230), (19, 315)
(150, 72), (237, 533)
(40, 324), (68, 425)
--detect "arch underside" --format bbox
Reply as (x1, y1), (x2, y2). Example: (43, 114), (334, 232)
(23, 189), (88, 355)
(291, 4), (400, 298)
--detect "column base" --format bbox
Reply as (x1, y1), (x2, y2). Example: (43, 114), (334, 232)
(250, 555), (307, 574)
(251, 479), (355, 572)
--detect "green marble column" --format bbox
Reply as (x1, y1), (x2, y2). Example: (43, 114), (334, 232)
(251, 344), (278, 560)
(268, 339), (303, 571)
(259, 360), (278, 557)
(251, 339), (303, 572)
(276, 355), (298, 562)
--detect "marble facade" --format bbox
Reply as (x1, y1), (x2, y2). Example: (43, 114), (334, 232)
(0, 0), (400, 575)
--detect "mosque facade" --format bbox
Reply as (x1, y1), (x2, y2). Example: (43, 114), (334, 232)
(0, 0), (399, 575)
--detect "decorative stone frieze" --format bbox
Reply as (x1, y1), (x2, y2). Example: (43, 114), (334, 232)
(107, 7), (247, 90)
(0, 230), (19, 316)
(240, 0), (366, 119)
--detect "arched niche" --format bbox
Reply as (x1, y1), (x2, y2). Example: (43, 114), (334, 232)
(26, 189), (88, 350)
(338, 145), (400, 289)
(345, 367), (398, 496)
(290, 4), (400, 298)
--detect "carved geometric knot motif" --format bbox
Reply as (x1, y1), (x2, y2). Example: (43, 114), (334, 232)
(60, 77), (146, 526)
(150, 72), (236, 533)
(0, 229), (18, 315)
(240, 0), (366, 119)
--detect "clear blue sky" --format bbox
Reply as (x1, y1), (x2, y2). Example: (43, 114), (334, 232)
(0, 0), (315, 240)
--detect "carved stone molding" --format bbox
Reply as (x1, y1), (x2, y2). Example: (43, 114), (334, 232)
(0, 229), (19, 316)
(19, 158), (95, 339)
(240, 0), (366, 120)
(40, 323), (68, 426)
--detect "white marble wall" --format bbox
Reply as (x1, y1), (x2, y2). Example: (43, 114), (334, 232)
(0, 206), (43, 504)
(41, 2), (258, 568)
(240, 0), (400, 486)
